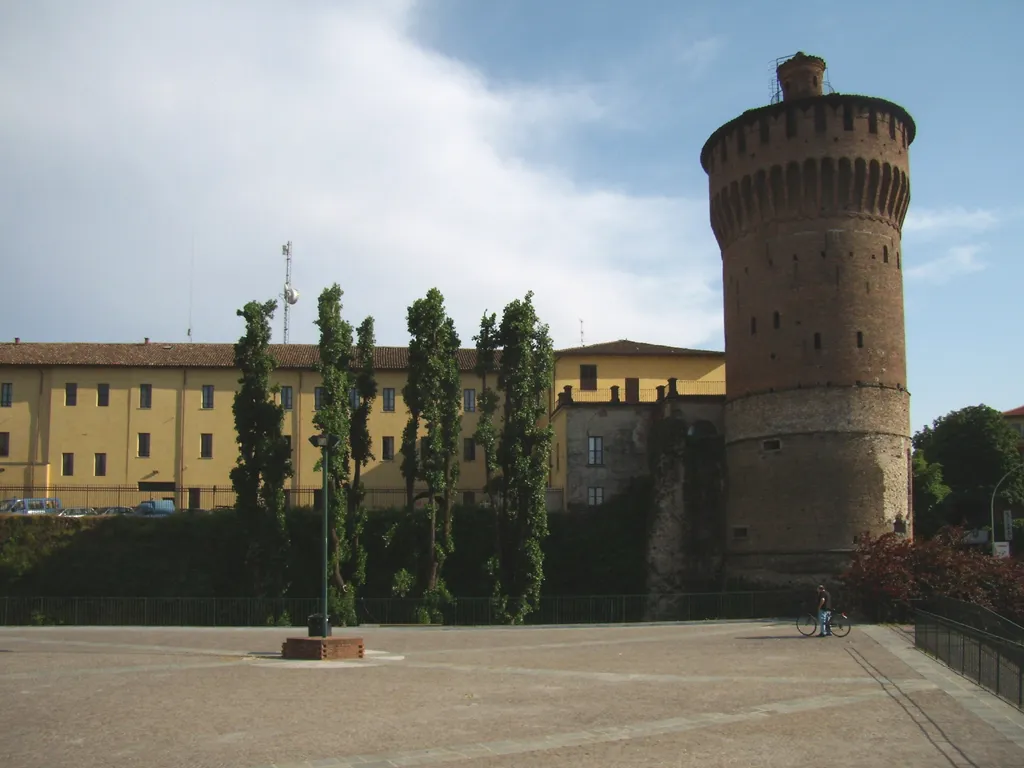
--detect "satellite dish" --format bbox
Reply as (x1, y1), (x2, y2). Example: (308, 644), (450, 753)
(284, 284), (300, 305)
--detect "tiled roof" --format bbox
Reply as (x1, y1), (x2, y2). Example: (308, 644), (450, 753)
(1004, 405), (1024, 418)
(0, 342), (484, 372)
(555, 339), (724, 358)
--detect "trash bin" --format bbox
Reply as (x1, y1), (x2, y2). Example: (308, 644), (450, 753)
(307, 613), (332, 637)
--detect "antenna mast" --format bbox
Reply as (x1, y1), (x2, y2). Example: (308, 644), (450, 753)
(579, 318), (585, 346)
(187, 231), (195, 343)
(281, 241), (300, 344)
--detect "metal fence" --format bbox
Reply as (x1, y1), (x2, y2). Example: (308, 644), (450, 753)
(914, 609), (1024, 710)
(0, 485), (566, 512)
(915, 596), (1024, 643)
(0, 590), (804, 628)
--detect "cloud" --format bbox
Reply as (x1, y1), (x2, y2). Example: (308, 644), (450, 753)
(903, 207), (1000, 239)
(0, 0), (723, 351)
(905, 245), (985, 284)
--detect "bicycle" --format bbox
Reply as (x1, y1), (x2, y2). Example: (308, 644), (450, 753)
(797, 610), (851, 637)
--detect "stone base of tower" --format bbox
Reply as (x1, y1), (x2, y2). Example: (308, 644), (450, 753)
(723, 386), (912, 585)
(724, 552), (858, 591)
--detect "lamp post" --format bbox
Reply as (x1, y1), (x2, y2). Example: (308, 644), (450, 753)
(309, 432), (341, 637)
(990, 465), (1022, 556)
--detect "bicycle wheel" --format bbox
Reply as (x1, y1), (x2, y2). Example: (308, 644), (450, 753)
(797, 613), (817, 636)
(830, 613), (851, 637)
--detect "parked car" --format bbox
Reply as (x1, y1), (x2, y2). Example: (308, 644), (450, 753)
(100, 506), (134, 516)
(0, 497), (62, 514)
(58, 507), (99, 517)
(134, 499), (176, 516)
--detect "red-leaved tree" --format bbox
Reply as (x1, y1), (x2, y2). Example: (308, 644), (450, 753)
(842, 527), (1024, 622)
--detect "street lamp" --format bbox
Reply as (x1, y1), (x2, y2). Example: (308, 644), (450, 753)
(989, 465), (1023, 556)
(309, 432), (341, 637)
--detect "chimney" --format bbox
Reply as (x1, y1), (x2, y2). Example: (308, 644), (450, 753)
(667, 378), (679, 397)
(13, 337), (20, 345)
(610, 385), (620, 403)
(144, 337), (150, 345)
(656, 385), (666, 401)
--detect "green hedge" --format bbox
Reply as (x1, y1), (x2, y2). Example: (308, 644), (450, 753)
(0, 485), (650, 599)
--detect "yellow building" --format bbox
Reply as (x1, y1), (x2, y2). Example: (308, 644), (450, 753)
(545, 340), (726, 504)
(0, 337), (725, 511)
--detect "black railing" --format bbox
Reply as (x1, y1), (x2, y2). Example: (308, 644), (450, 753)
(914, 609), (1024, 710)
(916, 596), (1024, 644)
(0, 590), (804, 628)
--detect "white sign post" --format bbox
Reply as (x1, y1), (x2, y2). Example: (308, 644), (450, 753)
(994, 542), (1011, 559)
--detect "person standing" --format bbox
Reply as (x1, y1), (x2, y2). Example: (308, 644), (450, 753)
(817, 585), (833, 637)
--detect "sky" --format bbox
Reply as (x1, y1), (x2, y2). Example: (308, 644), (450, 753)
(1, 0), (1021, 432)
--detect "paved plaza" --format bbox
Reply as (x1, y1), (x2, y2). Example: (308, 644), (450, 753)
(1, 619), (1023, 767)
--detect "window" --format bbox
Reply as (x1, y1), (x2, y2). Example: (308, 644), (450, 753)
(382, 436), (395, 461)
(868, 110), (877, 134)
(314, 387), (324, 410)
(750, 316), (757, 335)
(587, 487), (604, 506)
(463, 438), (476, 461)
(843, 104), (853, 131)
(0, 432), (8, 457)
(856, 331), (864, 348)
(462, 491), (476, 507)
(94, 383), (110, 407)
(382, 388), (395, 412)
(62, 452), (74, 476)
(883, 245), (889, 264)
(813, 332), (822, 350)
(762, 439), (782, 451)
(580, 364), (598, 391)
(200, 433), (213, 459)
(732, 526), (749, 540)
(773, 311), (780, 329)
(463, 388), (476, 412)
(349, 387), (360, 410)
(65, 383), (78, 406)
(0, 382), (11, 407)
(201, 385), (214, 409)
(280, 385), (293, 410)
(139, 383), (152, 409)
(587, 435), (604, 466)
(94, 452), (107, 477)
(138, 432), (151, 458)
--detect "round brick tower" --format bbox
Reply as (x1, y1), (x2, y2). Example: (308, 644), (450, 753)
(699, 53), (916, 583)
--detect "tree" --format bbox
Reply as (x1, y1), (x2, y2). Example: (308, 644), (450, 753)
(913, 405), (1024, 531)
(472, 312), (501, 510)
(402, 289), (462, 615)
(313, 285), (354, 621)
(230, 299), (293, 599)
(842, 527), (1024, 623)
(911, 450), (952, 538)
(344, 316), (377, 605)
(490, 291), (554, 624)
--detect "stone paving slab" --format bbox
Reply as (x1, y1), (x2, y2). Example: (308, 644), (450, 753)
(1, 621), (1022, 767)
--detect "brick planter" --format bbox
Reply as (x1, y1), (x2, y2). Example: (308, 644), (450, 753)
(281, 636), (365, 661)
